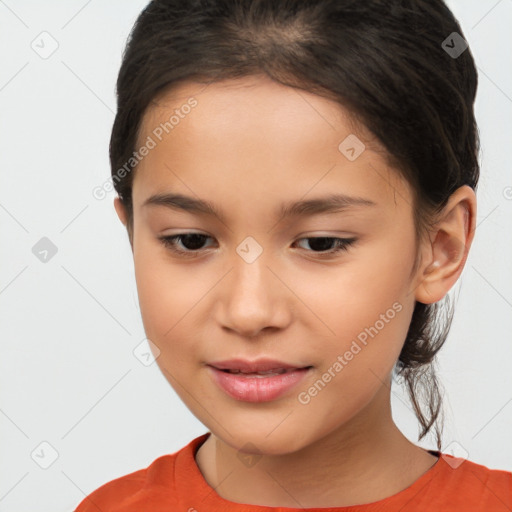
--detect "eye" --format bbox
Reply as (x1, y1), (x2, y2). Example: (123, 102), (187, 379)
(292, 236), (357, 257)
(159, 233), (214, 257)
(158, 233), (357, 258)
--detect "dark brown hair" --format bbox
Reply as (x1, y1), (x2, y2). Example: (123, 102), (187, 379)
(109, 0), (480, 450)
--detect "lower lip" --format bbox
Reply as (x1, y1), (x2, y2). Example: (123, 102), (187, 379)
(207, 366), (311, 402)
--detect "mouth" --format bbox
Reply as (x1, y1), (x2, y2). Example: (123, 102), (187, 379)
(214, 367), (312, 377)
(206, 361), (313, 402)
(208, 358), (313, 374)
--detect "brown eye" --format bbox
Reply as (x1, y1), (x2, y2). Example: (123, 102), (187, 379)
(159, 233), (214, 255)
(293, 237), (357, 256)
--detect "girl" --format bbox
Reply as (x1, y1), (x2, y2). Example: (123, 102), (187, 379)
(75, 0), (512, 510)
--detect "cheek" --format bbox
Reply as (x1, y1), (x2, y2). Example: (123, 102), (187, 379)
(132, 239), (220, 383)
(298, 236), (415, 389)
(294, 237), (414, 342)
(312, 298), (409, 395)
(133, 241), (195, 345)
(293, 301), (410, 439)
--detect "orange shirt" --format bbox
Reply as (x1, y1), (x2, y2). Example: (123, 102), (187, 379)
(74, 432), (512, 511)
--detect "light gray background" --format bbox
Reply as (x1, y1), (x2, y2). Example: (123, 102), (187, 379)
(0, 1), (511, 511)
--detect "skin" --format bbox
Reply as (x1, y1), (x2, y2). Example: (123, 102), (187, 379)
(114, 74), (476, 507)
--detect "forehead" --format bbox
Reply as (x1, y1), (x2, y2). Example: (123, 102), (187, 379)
(133, 75), (411, 219)
(140, 74), (376, 144)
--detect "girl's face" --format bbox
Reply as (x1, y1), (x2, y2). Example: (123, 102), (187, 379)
(116, 74), (431, 454)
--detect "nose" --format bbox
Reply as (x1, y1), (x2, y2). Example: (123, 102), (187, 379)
(218, 256), (291, 339)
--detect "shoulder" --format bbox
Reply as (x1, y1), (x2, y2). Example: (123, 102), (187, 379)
(73, 456), (175, 512)
(74, 433), (210, 512)
(428, 452), (512, 511)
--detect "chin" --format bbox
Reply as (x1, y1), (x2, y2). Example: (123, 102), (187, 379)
(213, 424), (314, 458)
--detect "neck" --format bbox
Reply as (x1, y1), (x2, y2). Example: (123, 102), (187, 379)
(195, 384), (438, 507)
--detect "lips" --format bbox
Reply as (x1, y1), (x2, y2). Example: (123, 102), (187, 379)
(207, 364), (312, 402)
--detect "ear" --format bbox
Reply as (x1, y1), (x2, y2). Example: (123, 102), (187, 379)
(114, 196), (128, 227)
(414, 185), (477, 304)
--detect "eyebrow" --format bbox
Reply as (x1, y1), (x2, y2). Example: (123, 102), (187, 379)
(142, 192), (377, 223)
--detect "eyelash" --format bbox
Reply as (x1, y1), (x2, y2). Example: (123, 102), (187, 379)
(158, 233), (357, 259)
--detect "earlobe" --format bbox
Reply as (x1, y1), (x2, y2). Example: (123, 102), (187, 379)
(414, 185), (476, 305)
(114, 196), (128, 227)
